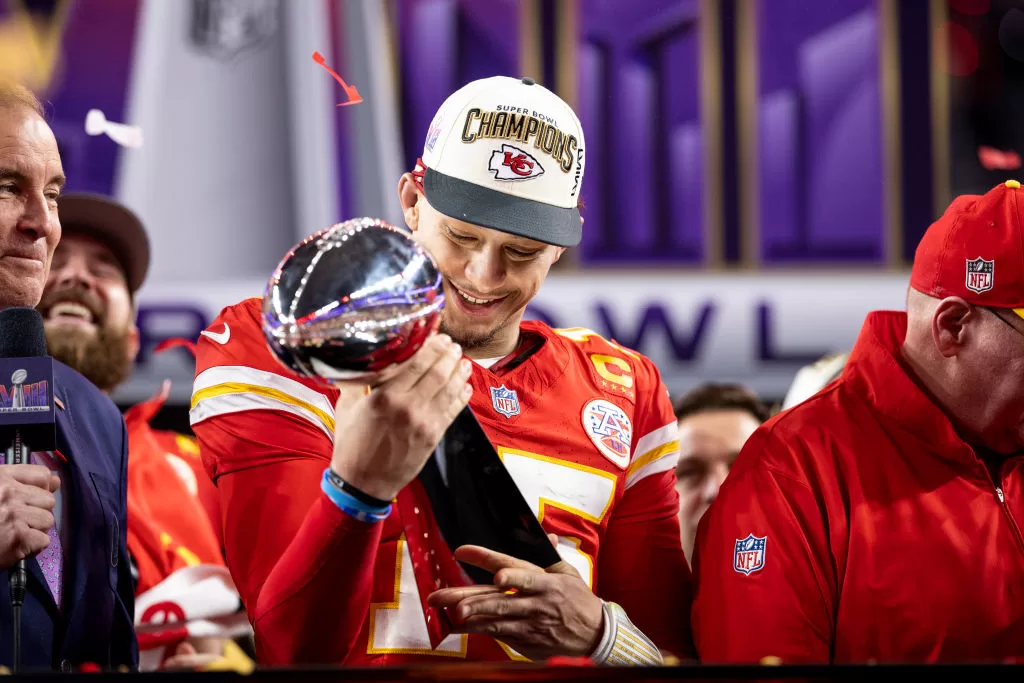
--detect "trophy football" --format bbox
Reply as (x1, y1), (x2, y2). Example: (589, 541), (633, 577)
(262, 218), (445, 379)
(261, 218), (561, 585)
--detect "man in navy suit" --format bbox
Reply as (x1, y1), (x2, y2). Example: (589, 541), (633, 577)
(0, 81), (137, 672)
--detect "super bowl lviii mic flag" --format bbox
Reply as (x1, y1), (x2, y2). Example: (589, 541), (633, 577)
(0, 309), (56, 452)
(260, 218), (561, 581)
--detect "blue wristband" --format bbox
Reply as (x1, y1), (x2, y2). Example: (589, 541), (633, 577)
(321, 469), (392, 523)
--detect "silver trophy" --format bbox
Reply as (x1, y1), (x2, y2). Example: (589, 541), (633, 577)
(262, 217), (444, 383)
(10, 369), (26, 410)
(261, 217), (560, 585)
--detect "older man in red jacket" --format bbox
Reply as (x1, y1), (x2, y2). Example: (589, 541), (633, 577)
(693, 180), (1024, 663)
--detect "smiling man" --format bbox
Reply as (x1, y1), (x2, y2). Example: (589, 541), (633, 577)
(39, 193), (250, 672)
(0, 81), (136, 673)
(40, 195), (146, 394)
(191, 76), (692, 666)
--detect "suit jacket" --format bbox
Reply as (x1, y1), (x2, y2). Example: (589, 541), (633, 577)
(0, 361), (137, 672)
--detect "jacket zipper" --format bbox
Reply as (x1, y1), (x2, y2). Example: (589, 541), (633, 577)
(974, 453), (1024, 557)
(994, 483), (1024, 558)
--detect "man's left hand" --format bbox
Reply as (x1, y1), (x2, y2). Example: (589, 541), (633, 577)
(426, 544), (604, 661)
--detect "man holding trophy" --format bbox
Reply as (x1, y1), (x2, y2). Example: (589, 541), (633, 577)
(190, 76), (691, 665)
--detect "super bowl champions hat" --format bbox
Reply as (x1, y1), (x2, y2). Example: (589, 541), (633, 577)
(910, 179), (1024, 319)
(420, 76), (586, 247)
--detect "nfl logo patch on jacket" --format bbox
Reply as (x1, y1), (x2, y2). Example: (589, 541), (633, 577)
(733, 534), (766, 575)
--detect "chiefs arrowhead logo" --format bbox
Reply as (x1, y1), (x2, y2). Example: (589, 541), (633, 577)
(488, 144), (545, 181)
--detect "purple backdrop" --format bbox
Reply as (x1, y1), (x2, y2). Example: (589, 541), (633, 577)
(1, 0), (142, 196)
(757, 0), (886, 262)
(397, 0), (520, 171)
(578, 0), (704, 263)
(390, 0), (892, 266)
(23, 0), (906, 268)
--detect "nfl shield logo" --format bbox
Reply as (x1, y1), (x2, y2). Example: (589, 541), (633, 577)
(490, 385), (520, 418)
(733, 534), (767, 575)
(190, 0), (279, 60)
(966, 257), (994, 294)
(424, 112), (444, 152)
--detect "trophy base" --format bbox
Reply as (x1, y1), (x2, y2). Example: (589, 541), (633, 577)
(416, 405), (561, 585)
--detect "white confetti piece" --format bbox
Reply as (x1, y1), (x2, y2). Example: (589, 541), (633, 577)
(85, 108), (143, 149)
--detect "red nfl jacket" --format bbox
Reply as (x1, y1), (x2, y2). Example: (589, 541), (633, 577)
(692, 311), (1024, 663)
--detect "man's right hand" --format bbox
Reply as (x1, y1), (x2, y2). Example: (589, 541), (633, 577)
(0, 464), (60, 569)
(329, 334), (473, 502)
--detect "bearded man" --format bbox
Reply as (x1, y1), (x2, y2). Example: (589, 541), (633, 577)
(38, 193), (250, 672)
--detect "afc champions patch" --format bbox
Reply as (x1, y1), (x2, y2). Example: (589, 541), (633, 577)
(490, 385), (520, 418)
(581, 399), (632, 469)
(966, 257), (994, 294)
(733, 534), (767, 575)
(489, 143), (545, 181)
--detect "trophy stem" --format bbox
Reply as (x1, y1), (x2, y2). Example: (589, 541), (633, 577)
(416, 405), (561, 584)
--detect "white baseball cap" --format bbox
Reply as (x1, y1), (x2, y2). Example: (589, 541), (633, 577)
(420, 76), (586, 247)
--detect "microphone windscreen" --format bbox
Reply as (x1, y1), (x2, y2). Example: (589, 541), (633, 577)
(0, 307), (48, 358)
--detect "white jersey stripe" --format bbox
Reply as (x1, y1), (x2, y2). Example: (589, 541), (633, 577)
(193, 366), (335, 415)
(624, 449), (678, 490)
(190, 365), (336, 437)
(189, 390), (334, 438)
(624, 420), (680, 488)
(631, 421), (677, 463)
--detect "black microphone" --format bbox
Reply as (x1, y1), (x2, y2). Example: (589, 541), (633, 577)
(0, 308), (56, 674)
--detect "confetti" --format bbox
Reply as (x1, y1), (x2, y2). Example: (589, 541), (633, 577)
(85, 108), (143, 149)
(312, 51), (363, 107)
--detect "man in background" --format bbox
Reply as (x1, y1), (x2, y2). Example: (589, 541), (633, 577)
(672, 384), (768, 562)
(0, 80), (136, 672)
(693, 180), (1024, 662)
(38, 193), (250, 671)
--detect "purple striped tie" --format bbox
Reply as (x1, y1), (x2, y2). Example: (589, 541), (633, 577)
(37, 521), (62, 609)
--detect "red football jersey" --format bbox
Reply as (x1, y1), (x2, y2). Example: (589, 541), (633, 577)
(125, 387), (226, 595)
(190, 297), (692, 665)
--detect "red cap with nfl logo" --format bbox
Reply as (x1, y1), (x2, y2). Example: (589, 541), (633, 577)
(910, 179), (1024, 319)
